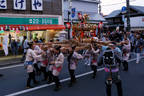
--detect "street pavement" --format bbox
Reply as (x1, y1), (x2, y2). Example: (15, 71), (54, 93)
(0, 55), (144, 96)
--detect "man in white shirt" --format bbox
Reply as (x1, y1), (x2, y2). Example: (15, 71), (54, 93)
(21, 36), (29, 61)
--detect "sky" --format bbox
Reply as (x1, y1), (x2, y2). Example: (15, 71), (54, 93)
(101, 0), (144, 15)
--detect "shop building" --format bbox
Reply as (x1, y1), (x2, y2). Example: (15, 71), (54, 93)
(0, 0), (66, 49)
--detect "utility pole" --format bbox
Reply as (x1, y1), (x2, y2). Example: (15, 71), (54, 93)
(67, 0), (72, 40)
(126, 0), (131, 32)
(98, 0), (101, 14)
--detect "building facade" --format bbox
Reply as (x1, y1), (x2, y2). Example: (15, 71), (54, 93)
(63, 0), (106, 38)
(64, 0), (106, 23)
(104, 5), (144, 32)
(0, 0), (65, 50)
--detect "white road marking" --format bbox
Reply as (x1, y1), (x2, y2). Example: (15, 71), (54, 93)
(5, 56), (144, 96)
(1, 56), (144, 70)
(0, 64), (23, 70)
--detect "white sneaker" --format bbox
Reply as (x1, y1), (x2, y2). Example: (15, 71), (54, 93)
(87, 63), (90, 66)
(85, 62), (87, 65)
(136, 61), (139, 64)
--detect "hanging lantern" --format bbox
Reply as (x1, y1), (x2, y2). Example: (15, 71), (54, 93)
(66, 22), (71, 29)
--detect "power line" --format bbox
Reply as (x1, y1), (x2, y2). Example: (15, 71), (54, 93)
(101, 0), (136, 7)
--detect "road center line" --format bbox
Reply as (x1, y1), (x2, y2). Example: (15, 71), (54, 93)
(5, 56), (144, 96)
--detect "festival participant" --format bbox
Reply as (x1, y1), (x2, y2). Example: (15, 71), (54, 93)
(40, 45), (49, 81)
(84, 45), (91, 66)
(67, 45), (83, 87)
(121, 35), (131, 70)
(47, 47), (54, 84)
(134, 35), (144, 63)
(33, 45), (42, 75)
(130, 32), (137, 54)
(122, 39), (131, 71)
(50, 45), (64, 91)
(97, 44), (123, 96)
(100, 42), (121, 53)
(24, 42), (44, 89)
(90, 44), (100, 79)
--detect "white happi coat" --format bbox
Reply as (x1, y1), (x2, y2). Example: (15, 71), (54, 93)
(33, 45), (42, 64)
(25, 49), (42, 73)
(84, 49), (91, 57)
(122, 38), (131, 50)
(122, 44), (130, 61)
(41, 50), (48, 67)
(90, 48), (100, 66)
(69, 51), (83, 70)
(52, 53), (64, 76)
(47, 49), (54, 71)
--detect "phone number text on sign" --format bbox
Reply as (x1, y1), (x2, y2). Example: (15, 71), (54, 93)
(29, 18), (53, 24)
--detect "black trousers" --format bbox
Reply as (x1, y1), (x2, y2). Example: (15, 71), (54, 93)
(53, 76), (61, 87)
(34, 64), (41, 74)
(69, 69), (76, 83)
(41, 66), (48, 79)
(123, 60), (128, 70)
(91, 65), (97, 76)
(48, 71), (53, 82)
(131, 45), (135, 52)
(106, 81), (123, 96)
(27, 71), (36, 87)
(21, 52), (26, 61)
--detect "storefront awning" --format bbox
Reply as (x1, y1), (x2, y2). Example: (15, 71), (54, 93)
(0, 25), (66, 31)
(27, 25), (66, 31)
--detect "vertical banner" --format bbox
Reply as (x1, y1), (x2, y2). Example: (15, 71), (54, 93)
(71, 8), (76, 18)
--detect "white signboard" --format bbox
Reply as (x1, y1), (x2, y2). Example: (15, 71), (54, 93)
(31, 0), (43, 11)
(0, 0), (7, 9)
(13, 0), (26, 10)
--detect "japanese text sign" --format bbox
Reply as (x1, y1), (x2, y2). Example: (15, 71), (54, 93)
(13, 0), (26, 10)
(31, 0), (43, 11)
(0, 0), (7, 9)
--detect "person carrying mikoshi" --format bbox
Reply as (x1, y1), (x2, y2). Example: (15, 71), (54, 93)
(40, 45), (49, 81)
(97, 44), (123, 96)
(49, 45), (64, 91)
(89, 43), (100, 79)
(67, 45), (83, 87)
(121, 36), (131, 71)
(47, 47), (55, 84)
(24, 42), (45, 89)
(83, 44), (91, 66)
(33, 45), (42, 75)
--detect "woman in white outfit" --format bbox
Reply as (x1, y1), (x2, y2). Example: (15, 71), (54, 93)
(25, 42), (44, 89)
(50, 45), (64, 91)
(67, 45), (83, 87)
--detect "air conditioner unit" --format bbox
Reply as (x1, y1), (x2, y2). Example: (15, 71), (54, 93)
(5, 25), (10, 31)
